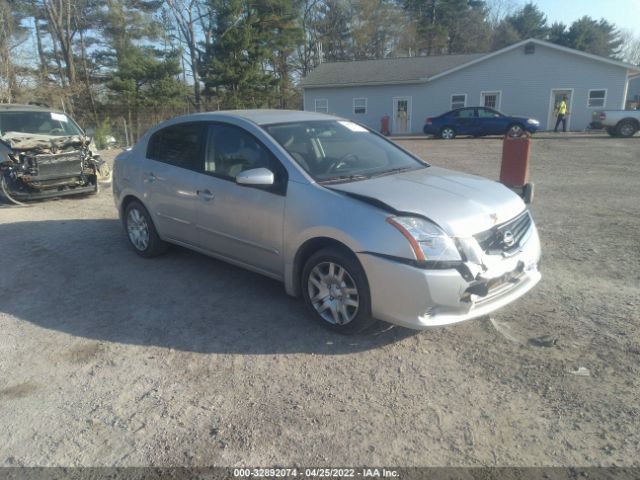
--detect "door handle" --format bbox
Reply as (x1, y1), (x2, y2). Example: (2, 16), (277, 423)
(196, 189), (215, 201)
(144, 172), (157, 183)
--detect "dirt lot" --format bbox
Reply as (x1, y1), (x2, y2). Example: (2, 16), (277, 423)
(0, 133), (639, 467)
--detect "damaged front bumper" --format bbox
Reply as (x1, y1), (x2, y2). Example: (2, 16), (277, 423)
(0, 142), (110, 202)
(358, 224), (541, 329)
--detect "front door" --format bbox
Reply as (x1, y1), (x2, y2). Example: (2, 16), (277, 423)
(193, 122), (286, 278)
(548, 89), (572, 131)
(393, 97), (411, 134)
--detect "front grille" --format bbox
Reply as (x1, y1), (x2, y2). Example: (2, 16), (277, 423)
(474, 211), (532, 254)
(30, 151), (83, 180)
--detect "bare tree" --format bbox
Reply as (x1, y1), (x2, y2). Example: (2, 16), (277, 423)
(164, 0), (204, 110)
(42, 0), (77, 86)
(620, 29), (640, 65)
(0, 0), (21, 101)
(486, 0), (520, 28)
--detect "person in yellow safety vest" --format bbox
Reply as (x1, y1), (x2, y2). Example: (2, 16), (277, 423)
(554, 96), (569, 132)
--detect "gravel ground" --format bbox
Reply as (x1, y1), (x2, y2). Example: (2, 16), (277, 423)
(0, 133), (639, 467)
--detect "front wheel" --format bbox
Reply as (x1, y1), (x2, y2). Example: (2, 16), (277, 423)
(124, 200), (168, 257)
(302, 247), (375, 334)
(507, 123), (525, 137)
(440, 127), (456, 140)
(615, 120), (638, 138)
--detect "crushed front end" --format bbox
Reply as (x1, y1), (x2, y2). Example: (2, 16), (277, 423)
(0, 133), (110, 202)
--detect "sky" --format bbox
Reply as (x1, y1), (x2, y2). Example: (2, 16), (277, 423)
(533, 0), (640, 36)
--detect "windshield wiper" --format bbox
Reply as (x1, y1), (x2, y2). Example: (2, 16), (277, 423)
(318, 174), (371, 184)
(367, 166), (420, 178)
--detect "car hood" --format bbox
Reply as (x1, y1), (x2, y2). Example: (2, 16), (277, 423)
(0, 131), (87, 152)
(328, 166), (526, 236)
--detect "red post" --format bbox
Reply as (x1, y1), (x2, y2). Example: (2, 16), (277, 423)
(380, 115), (390, 136)
(500, 131), (534, 203)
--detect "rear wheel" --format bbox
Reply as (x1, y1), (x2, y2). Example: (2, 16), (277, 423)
(302, 247), (375, 334)
(615, 120), (638, 138)
(440, 126), (456, 140)
(124, 200), (168, 257)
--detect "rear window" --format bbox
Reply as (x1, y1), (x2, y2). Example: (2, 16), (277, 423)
(147, 122), (205, 170)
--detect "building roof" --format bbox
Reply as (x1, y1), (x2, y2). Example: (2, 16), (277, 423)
(301, 53), (485, 88)
(302, 38), (640, 89)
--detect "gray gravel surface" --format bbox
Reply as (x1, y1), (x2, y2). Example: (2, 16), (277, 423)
(0, 133), (639, 467)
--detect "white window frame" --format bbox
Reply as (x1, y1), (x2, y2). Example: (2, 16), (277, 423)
(314, 98), (328, 113)
(480, 91), (502, 110)
(353, 97), (367, 115)
(587, 89), (607, 108)
(450, 94), (467, 110)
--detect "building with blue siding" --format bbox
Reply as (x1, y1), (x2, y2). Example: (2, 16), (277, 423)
(302, 39), (640, 134)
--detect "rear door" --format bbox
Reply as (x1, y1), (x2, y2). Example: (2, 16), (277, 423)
(452, 108), (477, 135)
(192, 122), (287, 278)
(142, 122), (205, 245)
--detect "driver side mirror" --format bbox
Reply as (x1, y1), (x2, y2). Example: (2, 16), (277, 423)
(235, 167), (275, 186)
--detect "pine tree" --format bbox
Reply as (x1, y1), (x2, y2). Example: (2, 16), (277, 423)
(565, 16), (622, 58)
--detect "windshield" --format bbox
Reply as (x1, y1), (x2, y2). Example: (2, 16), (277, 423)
(0, 111), (83, 137)
(264, 120), (427, 183)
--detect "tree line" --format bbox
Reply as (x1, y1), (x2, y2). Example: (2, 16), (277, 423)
(1, 0), (638, 141)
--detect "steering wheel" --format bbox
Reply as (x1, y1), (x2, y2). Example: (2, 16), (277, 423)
(326, 153), (359, 173)
(49, 128), (65, 135)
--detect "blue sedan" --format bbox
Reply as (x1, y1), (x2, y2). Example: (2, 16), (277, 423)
(423, 107), (540, 139)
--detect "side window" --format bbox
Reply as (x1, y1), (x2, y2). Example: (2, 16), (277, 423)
(478, 108), (498, 118)
(453, 108), (475, 118)
(147, 122), (204, 170)
(204, 123), (285, 183)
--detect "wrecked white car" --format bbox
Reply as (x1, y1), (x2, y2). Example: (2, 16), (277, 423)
(0, 104), (110, 203)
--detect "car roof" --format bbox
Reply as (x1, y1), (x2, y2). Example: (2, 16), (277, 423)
(179, 109), (340, 126)
(0, 103), (64, 114)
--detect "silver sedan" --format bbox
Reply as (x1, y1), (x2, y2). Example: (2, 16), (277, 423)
(113, 110), (541, 334)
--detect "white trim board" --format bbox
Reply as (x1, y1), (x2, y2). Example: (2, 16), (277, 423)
(480, 91), (502, 110)
(546, 88), (574, 131)
(587, 88), (607, 108)
(391, 96), (412, 134)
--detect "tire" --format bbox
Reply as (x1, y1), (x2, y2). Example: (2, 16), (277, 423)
(522, 182), (534, 204)
(440, 126), (456, 140)
(123, 200), (168, 257)
(301, 247), (375, 334)
(605, 127), (617, 137)
(507, 123), (525, 137)
(615, 120), (638, 138)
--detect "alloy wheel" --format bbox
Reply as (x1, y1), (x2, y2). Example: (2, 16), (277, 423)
(441, 128), (455, 140)
(307, 261), (359, 325)
(620, 123), (635, 137)
(509, 125), (524, 137)
(127, 208), (150, 251)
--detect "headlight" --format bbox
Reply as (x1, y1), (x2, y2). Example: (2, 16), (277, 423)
(527, 119), (539, 125)
(387, 216), (462, 262)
